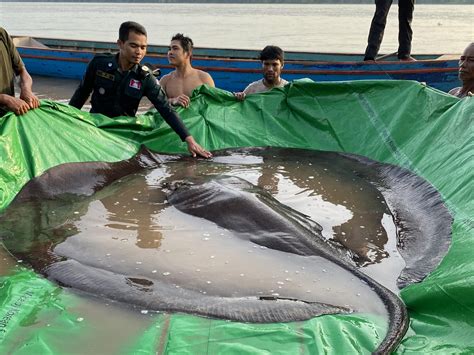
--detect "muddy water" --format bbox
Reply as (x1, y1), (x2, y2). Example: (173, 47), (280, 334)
(0, 148), (407, 351)
(14, 78), (401, 277)
(2, 149), (405, 289)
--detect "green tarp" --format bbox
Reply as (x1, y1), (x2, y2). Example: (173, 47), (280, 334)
(0, 80), (473, 353)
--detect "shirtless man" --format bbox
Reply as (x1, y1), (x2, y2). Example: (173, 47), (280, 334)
(234, 45), (288, 100)
(159, 34), (215, 108)
(448, 42), (474, 98)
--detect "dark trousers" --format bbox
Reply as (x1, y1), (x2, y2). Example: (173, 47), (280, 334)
(364, 0), (415, 60)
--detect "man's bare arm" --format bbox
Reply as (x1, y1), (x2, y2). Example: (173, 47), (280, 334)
(199, 71), (215, 87)
(0, 67), (39, 115)
(159, 73), (171, 93)
(18, 67), (40, 109)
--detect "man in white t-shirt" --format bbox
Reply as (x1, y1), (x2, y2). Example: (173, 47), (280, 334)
(234, 45), (288, 100)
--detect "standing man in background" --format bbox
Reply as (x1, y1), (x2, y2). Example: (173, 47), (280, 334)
(159, 33), (215, 108)
(363, 0), (416, 62)
(0, 27), (40, 116)
(69, 22), (211, 158)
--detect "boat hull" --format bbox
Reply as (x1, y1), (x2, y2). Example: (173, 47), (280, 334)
(16, 37), (461, 93)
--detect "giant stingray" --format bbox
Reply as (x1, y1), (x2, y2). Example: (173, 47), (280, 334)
(0, 147), (452, 354)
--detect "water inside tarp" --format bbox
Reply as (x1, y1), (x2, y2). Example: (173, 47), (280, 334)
(0, 148), (407, 352)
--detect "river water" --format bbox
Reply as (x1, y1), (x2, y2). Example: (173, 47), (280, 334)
(1, 2), (473, 54)
(4, 3), (472, 100)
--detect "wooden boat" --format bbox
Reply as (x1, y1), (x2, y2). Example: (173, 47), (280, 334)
(13, 36), (461, 93)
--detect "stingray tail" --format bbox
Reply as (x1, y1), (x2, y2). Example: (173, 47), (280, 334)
(352, 267), (409, 354)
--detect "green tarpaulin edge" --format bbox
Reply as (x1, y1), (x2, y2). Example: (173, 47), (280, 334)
(0, 80), (473, 353)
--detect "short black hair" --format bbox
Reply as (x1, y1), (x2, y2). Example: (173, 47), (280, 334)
(119, 21), (147, 42)
(171, 33), (194, 53)
(259, 45), (284, 63)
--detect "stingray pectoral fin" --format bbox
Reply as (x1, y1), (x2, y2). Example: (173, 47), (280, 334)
(45, 260), (351, 323)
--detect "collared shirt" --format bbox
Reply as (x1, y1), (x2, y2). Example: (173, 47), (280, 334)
(69, 53), (190, 141)
(0, 27), (24, 96)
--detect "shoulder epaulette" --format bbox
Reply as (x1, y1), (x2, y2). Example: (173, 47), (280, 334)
(138, 64), (151, 79)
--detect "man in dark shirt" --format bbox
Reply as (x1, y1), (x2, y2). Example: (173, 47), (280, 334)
(69, 21), (211, 158)
(363, 0), (416, 62)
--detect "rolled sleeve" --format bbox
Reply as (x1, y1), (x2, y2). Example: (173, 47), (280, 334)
(6, 32), (24, 75)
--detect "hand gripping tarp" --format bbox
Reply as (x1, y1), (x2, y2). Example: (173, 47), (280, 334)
(0, 80), (473, 353)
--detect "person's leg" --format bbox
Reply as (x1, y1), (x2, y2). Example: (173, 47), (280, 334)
(364, 0), (393, 61)
(398, 0), (415, 59)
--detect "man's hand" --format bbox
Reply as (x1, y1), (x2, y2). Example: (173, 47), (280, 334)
(17, 67), (40, 110)
(0, 94), (31, 115)
(185, 136), (212, 158)
(20, 90), (40, 109)
(170, 94), (191, 108)
(234, 92), (246, 101)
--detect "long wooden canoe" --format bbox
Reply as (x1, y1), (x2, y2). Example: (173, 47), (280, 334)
(14, 36), (461, 93)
